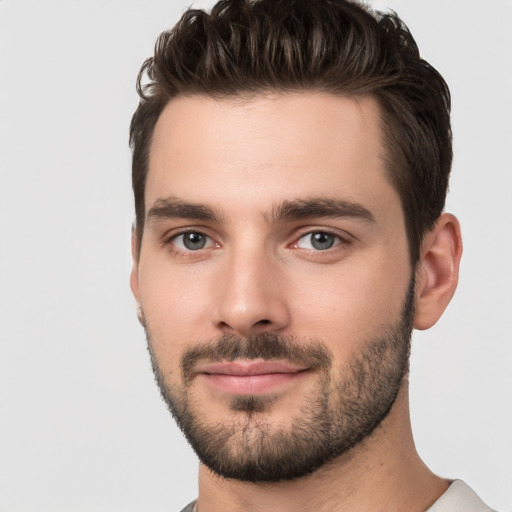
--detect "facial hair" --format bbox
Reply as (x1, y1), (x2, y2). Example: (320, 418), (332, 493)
(143, 277), (414, 483)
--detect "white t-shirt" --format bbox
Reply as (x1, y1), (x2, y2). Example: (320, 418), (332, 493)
(426, 480), (495, 512)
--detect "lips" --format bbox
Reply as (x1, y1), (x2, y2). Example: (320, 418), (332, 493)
(196, 360), (305, 375)
(195, 360), (308, 394)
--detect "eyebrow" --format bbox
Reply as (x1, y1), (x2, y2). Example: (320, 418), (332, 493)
(146, 196), (375, 225)
(269, 198), (375, 224)
(147, 197), (223, 224)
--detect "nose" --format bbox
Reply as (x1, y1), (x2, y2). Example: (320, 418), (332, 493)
(212, 247), (291, 337)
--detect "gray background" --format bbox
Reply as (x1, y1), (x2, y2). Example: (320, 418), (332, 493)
(0, 1), (511, 510)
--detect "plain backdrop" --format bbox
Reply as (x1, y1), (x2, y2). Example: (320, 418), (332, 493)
(0, 1), (511, 511)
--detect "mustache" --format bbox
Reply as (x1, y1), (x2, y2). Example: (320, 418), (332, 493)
(181, 333), (332, 382)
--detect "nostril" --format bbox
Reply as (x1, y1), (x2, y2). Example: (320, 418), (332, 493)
(257, 319), (271, 325)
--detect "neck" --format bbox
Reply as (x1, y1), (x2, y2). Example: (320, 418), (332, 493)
(195, 382), (449, 512)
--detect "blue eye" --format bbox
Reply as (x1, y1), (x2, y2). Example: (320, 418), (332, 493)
(173, 232), (214, 251)
(297, 232), (340, 250)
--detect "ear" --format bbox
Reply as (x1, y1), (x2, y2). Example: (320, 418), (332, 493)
(130, 225), (141, 303)
(414, 213), (463, 330)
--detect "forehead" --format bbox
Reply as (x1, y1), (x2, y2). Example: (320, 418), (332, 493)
(147, 92), (397, 219)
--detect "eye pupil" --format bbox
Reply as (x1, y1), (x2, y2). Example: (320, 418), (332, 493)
(311, 232), (335, 250)
(183, 232), (206, 250)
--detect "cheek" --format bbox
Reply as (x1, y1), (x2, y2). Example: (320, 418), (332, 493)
(137, 260), (211, 366)
(290, 257), (410, 358)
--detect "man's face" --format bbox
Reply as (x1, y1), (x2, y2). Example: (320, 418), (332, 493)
(131, 93), (414, 481)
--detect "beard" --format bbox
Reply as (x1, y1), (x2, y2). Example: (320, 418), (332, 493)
(143, 277), (414, 483)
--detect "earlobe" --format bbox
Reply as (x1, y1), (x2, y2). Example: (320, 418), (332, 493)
(413, 213), (463, 330)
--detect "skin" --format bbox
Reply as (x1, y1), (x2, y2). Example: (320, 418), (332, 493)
(131, 92), (462, 512)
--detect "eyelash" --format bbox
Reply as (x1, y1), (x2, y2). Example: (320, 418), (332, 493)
(162, 228), (352, 257)
(293, 230), (351, 251)
(162, 230), (218, 257)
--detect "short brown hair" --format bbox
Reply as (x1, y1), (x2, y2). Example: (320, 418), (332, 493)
(130, 0), (452, 264)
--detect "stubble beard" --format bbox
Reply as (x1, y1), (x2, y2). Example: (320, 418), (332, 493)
(143, 278), (414, 483)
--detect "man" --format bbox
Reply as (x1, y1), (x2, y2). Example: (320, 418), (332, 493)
(128, 1), (494, 510)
